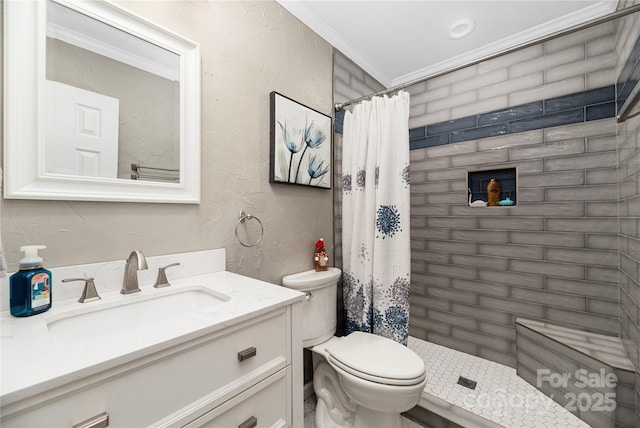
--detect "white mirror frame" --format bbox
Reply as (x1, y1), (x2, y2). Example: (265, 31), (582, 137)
(4, 0), (201, 203)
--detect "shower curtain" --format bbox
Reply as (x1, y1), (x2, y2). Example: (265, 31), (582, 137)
(342, 91), (411, 345)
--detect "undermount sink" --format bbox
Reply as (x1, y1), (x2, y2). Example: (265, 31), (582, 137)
(47, 287), (230, 342)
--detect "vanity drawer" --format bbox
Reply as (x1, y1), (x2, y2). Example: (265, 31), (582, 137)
(2, 309), (289, 428)
(207, 308), (289, 384)
(186, 367), (291, 428)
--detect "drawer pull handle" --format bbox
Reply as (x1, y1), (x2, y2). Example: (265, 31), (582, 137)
(73, 412), (109, 428)
(238, 347), (257, 362)
(238, 416), (257, 428)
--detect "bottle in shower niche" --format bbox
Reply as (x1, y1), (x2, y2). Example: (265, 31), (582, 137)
(487, 178), (501, 206)
(10, 245), (52, 317)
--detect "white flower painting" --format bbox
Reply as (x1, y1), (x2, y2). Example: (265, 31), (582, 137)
(270, 92), (332, 189)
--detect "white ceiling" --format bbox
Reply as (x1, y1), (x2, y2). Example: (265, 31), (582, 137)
(277, 1), (618, 88)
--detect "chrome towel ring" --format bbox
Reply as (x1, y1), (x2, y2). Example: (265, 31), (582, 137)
(235, 210), (264, 247)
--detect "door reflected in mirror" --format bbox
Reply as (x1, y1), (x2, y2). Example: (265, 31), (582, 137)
(45, 0), (180, 183)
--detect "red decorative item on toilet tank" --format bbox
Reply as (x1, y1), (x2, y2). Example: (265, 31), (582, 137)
(314, 238), (329, 272)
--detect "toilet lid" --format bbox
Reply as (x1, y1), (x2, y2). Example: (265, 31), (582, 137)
(326, 332), (426, 386)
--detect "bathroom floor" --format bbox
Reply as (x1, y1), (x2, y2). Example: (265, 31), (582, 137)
(303, 395), (424, 428)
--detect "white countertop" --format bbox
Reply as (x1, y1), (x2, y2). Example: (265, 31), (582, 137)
(0, 270), (304, 406)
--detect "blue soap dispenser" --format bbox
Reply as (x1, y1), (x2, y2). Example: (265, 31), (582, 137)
(10, 245), (52, 317)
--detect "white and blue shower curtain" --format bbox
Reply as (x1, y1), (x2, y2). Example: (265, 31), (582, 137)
(342, 91), (411, 345)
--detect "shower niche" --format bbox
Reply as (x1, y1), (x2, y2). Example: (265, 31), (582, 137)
(467, 168), (517, 207)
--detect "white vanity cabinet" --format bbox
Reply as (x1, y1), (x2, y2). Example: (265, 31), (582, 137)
(1, 304), (303, 428)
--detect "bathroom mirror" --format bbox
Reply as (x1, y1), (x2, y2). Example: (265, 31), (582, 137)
(4, 0), (201, 203)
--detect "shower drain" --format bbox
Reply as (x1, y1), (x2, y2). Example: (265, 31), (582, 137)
(457, 376), (477, 390)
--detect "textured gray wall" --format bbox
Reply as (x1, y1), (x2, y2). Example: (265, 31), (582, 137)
(1, 1), (334, 286)
(615, 1), (640, 425)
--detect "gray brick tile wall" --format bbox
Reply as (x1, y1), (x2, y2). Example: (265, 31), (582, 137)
(517, 188), (545, 202)
(545, 118), (617, 141)
(451, 149), (509, 167)
(409, 108), (619, 361)
(545, 277), (617, 300)
(516, 322), (635, 427)
(616, 6), (640, 427)
(452, 301), (511, 325)
(587, 134), (619, 152)
(586, 169), (619, 185)
(428, 309), (477, 330)
(510, 138), (585, 160)
(509, 231), (584, 247)
(478, 269), (544, 289)
(453, 278), (512, 297)
(511, 258), (587, 279)
(587, 298), (618, 317)
(477, 243), (544, 260)
(407, 21), (615, 129)
(586, 234), (619, 250)
(546, 217), (618, 234)
(427, 263), (478, 280)
(545, 151), (617, 172)
(546, 247), (618, 267)
(518, 170), (585, 187)
(587, 265), (619, 283)
(450, 229), (509, 243)
(476, 217), (545, 230)
(508, 202), (585, 217)
(546, 184), (618, 201)
(426, 331), (479, 355)
(514, 77), (587, 108)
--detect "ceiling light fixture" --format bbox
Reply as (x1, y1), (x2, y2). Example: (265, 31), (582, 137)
(446, 18), (476, 40)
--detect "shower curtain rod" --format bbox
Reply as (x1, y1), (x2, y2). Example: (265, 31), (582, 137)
(334, 3), (640, 122)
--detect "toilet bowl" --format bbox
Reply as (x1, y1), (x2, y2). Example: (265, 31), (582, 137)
(282, 268), (426, 428)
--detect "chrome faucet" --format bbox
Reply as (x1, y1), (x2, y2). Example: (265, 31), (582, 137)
(121, 250), (148, 294)
(62, 277), (101, 303)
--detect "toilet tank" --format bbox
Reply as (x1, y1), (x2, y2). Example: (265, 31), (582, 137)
(282, 268), (341, 347)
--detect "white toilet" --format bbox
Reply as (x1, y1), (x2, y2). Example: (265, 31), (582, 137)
(283, 268), (426, 428)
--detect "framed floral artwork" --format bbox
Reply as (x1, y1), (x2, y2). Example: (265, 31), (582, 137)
(270, 91), (332, 189)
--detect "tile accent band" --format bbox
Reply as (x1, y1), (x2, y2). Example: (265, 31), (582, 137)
(333, 86), (616, 151)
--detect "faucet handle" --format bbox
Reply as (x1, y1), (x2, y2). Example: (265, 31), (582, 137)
(153, 263), (180, 288)
(62, 277), (101, 303)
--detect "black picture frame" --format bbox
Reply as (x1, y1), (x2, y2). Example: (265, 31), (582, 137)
(269, 91), (332, 189)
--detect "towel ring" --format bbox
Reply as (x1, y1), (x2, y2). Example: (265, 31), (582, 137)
(235, 210), (264, 247)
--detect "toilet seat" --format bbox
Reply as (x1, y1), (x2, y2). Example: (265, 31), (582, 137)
(326, 332), (426, 386)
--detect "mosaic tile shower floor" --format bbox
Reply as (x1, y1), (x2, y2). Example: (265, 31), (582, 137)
(408, 337), (590, 428)
(304, 337), (591, 427)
